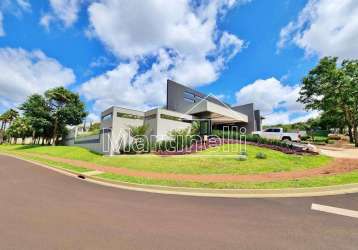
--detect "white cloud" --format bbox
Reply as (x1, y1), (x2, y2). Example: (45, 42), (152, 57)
(16, 0), (31, 11)
(0, 0), (31, 36)
(87, 113), (100, 122)
(39, 14), (54, 30)
(81, 50), (172, 113)
(278, 0), (358, 59)
(82, 0), (246, 113)
(0, 48), (75, 110)
(235, 77), (316, 125)
(41, 0), (81, 28)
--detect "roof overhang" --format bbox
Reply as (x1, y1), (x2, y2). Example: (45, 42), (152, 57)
(187, 100), (248, 123)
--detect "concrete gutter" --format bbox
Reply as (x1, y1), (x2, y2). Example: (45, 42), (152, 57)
(2, 153), (358, 198)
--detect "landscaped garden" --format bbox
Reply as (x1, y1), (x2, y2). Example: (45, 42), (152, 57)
(1, 143), (358, 189)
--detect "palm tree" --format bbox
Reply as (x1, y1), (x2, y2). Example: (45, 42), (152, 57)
(0, 114), (4, 131)
(6, 109), (19, 127)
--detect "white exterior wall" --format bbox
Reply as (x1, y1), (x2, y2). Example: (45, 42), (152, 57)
(155, 109), (192, 141)
(109, 107), (145, 154)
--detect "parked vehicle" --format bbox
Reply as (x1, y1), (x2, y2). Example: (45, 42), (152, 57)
(252, 128), (301, 141)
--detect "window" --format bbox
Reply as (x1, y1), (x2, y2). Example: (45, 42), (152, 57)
(160, 114), (181, 121)
(184, 97), (195, 103)
(184, 91), (195, 100)
(264, 128), (273, 132)
(102, 113), (113, 122)
(117, 112), (143, 120)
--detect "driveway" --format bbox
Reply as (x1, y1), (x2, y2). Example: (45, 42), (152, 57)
(0, 155), (357, 250)
(318, 145), (358, 159)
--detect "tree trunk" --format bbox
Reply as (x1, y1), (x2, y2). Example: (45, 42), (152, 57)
(52, 117), (58, 146)
(348, 125), (354, 143)
(354, 126), (358, 148)
(32, 130), (36, 144)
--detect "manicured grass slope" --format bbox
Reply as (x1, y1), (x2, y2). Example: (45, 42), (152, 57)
(1, 145), (358, 189)
(0, 144), (331, 175)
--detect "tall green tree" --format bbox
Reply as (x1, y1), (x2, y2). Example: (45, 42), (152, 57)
(342, 59), (358, 145)
(298, 57), (358, 146)
(0, 109), (19, 130)
(45, 87), (87, 145)
(20, 94), (52, 143)
(6, 117), (32, 144)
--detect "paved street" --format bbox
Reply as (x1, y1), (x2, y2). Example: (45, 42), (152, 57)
(0, 155), (357, 250)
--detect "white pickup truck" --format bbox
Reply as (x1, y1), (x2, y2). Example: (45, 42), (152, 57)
(252, 128), (301, 141)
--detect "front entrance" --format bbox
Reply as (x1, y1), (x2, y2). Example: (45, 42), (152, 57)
(199, 120), (212, 135)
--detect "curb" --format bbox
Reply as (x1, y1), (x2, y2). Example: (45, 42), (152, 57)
(2, 153), (358, 198)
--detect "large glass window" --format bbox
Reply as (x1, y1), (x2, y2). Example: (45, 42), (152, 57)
(183, 91), (195, 100)
(102, 113), (113, 122)
(117, 112), (143, 120)
(160, 114), (181, 121)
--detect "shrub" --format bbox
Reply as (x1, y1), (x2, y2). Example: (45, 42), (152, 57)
(256, 152), (267, 159)
(328, 134), (341, 140)
(300, 135), (310, 141)
(237, 155), (248, 161)
(169, 128), (193, 150)
(239, 150), (248, 156)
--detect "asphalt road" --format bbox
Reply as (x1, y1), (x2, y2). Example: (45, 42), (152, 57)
(0, 155), (357, 250)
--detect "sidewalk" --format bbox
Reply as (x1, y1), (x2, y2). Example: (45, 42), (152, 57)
(318, 146), (358, 159)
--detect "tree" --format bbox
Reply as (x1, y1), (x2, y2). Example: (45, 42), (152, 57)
(341, 59), (358, 145)
(0, 113), (6, 131)
(6, 117), (32, 144)
(89, 122), (100, 132)
(45, 87), (87, 145)
(20, 94), (52, 143)
(298, 57), (358, 147)
(0, 109), (19, 130)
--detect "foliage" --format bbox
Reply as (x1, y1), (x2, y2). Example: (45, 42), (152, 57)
(212, 130), (293, 149)
(124, 124), (151, 153)
(237, 155), (248, 161)
(45, 87), (87, 145)
(298, 57), (358, 146)
(190, 120), (200, 135)
(256, 152), (267, 159)
(20, 94), (52, 140)
(0, 144), (332, 176)
(89, 122), (100, 132)
(0, 109), (19, 130)
(128, 124), (149, 137)
(168, 128), (194, 151)
(6, 117), (32, 143)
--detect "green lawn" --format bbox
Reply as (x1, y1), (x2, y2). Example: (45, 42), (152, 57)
(0, 144), (331, 175)
(1, 144), (358, 189)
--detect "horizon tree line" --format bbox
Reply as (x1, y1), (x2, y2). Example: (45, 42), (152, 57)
(0, 87), (87, 145)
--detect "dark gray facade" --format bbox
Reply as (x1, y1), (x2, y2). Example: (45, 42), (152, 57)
(167, 80), (262, 133)
(232, 103), (262, 133)
(166, 80), (231, 113)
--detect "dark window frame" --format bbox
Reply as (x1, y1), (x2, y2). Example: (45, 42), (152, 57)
(117, 112), (144, 120)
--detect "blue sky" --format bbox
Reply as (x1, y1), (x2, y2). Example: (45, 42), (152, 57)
(0, 0), (357, 125)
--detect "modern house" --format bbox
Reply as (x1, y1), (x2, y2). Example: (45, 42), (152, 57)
(66, 80), (262, 155)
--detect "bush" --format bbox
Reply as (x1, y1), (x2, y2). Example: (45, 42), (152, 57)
(123, 140), (151, 154)
(239, 150), (248, 156)
(328, 134), (341, 140)
(237, 155), (248, 161)
(169, 128), (194, 151)
(155, 140), (177, 152)
(256, 152), (267, 159)
(300, 135), (310, 141)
